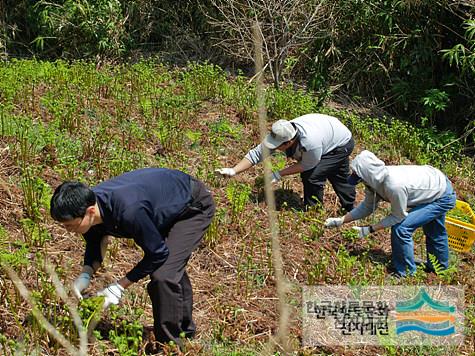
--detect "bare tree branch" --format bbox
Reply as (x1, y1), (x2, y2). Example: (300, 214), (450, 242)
(206, 0), (333, 87)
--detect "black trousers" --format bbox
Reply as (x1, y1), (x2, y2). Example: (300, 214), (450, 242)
(300, 137), (356, 212)
(147, 178), (215, 346)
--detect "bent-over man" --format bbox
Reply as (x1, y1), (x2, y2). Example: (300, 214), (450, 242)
(217, 113), (356, 211)
(50, 168), (215, 346)
(325, 150), (456, 277)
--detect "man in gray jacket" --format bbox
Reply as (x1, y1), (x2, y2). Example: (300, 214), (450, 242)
(324, 150), (456, 277)
(217, 114), (356, 211)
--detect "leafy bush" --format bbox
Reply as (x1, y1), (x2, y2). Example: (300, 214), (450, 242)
(309, 0), (474, 131)
(31, 0), (130, 58)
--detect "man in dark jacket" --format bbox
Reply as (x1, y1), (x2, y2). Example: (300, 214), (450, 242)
(50, 168), (215, 346)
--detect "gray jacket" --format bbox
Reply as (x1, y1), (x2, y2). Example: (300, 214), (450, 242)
(245, 114), (352, 171)
(350, 150), (447, 227)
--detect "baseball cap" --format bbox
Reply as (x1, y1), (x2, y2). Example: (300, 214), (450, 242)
(263, 120), (297, 149)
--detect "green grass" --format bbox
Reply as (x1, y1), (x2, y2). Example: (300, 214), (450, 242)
(0, 59), (473, 355)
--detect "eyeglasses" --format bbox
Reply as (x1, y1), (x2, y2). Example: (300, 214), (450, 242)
(62, 215), (85, 232)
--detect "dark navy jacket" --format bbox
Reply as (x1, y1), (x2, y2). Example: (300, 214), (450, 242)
(83, 168), (193, 282)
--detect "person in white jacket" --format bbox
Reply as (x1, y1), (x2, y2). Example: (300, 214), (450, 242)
(324, 150), (456, 277)
(216, 114), (356, 211)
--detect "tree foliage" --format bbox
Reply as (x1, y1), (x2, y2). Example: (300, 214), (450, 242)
(31, 0), (129, 58)
(310, 0), (474, 130)
(0, 0), (474, 134)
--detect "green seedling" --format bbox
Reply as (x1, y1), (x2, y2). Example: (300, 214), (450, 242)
(428, 253), (458, 283)
(226, 182), (251, 224)
(204, 207), (226, 248)
(108, 307), (143, 356)
(342, 228), (360, 243)
(78, 296), (105, 332)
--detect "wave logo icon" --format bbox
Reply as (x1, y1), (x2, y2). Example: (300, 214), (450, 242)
(395, 288), (456, 336)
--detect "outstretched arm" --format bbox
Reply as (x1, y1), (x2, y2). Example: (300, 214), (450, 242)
(342, 212), (384, 231)
(123, 206), (169, 283)
(232, 157), (253, 174)
(217, 143), (268, 177)
(277, 162), (304, 177)
(325, 210), (385, 236)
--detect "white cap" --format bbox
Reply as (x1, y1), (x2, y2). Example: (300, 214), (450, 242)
(263, 120), (297, 149)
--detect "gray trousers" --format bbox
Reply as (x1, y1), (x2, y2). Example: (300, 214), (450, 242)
(147, 179), (215, 345)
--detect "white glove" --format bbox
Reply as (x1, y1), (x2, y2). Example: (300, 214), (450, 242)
(215, 168), (236, 177)
(270, 171), (281, 184)
(72, 272), (91, 300)
(324, 217), (345, 228)
(97, 282), (124, 309)
(352, 226), (371, 238)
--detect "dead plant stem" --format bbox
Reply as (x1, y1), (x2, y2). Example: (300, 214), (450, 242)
(253, 21), (292, 355)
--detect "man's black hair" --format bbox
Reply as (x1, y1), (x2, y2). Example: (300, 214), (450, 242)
(50, 181), (96, 222)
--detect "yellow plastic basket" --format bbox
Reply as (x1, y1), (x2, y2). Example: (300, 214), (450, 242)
(446, 200), (475, 252)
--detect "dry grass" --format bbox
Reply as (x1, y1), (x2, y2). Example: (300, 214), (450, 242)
(0, 62), (474, 355)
